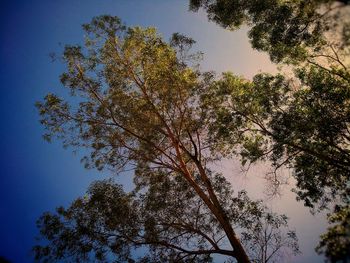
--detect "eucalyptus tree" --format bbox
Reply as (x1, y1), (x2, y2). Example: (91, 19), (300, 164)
(202, 69), (350, 209)
(34, 170), (299, 262)
(241, 212), (299, 263)
(201, 69), (350, 260)
(35, 16), (298, 262)
(189, 0), (350, 64)
(190, 0), (350, 260)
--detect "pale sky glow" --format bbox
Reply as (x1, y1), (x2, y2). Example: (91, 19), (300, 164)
(0, 1), (326, 262)
(217, 160), (327, 263)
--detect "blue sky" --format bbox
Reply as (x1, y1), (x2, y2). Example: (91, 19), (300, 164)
(0, 0), (326, 262)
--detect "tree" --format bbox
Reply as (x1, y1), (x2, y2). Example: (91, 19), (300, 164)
(241, 212), (299, 263)
(316, 203), (350, 262)
(34, 171), (298, 262)
(35, 16), (298, 263)
(189, 0), (350, 64)
(190, 0), (350, 260)
(202, 69), (350, 210)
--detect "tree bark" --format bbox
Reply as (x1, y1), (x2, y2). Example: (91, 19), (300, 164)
(173, 140), (251, 263)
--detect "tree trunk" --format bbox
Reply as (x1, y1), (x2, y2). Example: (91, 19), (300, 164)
(174, 144), (251, 263)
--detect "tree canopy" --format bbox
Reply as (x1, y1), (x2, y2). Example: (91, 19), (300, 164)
(191, 0), (350, 261)
(34, 172), (298, 262)
(35, 0), (350, 260)
(35, 16), (299, 263)
(190, 0), (350, 64)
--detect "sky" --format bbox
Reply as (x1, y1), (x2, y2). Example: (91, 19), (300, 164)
(0, 0), (327, 262)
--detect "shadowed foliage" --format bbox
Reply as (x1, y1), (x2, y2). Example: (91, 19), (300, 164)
(191, 0), (350, 261)
(34, 172), (299, 262)
(35, 16), (299, 263)
(190, 0), (350, 64)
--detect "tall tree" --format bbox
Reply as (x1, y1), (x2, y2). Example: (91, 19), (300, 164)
(202, 69), (350, 209)
(34, 172), (298, 262)
(35, 16), (298, 262)
(190, 0), (350, 260)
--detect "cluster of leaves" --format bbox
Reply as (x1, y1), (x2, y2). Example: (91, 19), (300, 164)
(34, 169), (298, 263)
(36, 0), (350, 258)
(190, 0), (350, 63)
(35, 15), (302, 262)
(203, 67), (350, 210)
(37, 16), (202, 172)
(316, 203), (350, 262)
(191, 0), (350, 260)
(201, 56), (350, 262)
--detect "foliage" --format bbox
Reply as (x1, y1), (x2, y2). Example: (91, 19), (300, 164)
(202, 64), (350, 261)
(203, 67), (350, 209)
(190, 0), (350, 64)
(192, 0), (350, 260)
(33, 171), (299, 262)
(316, 204), (350, 262)
(241, 213), (299, 263)
(35, 15), (299, 263)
